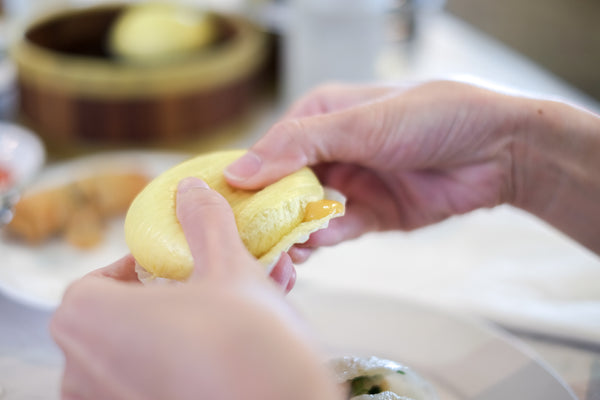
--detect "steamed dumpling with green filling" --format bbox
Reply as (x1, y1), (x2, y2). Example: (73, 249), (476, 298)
(330, 356), (438, 400)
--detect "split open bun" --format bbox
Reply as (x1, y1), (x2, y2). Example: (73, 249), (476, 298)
(124, 149), (345, 282)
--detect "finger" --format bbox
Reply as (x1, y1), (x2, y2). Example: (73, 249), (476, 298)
(176, 177), (249, 277)
(282, 83), (403, 120)
(224, 82), (419, 189)
(224, 100), (393, 190)
(285, 268), (297, 294)
(287, 246), (314, 264)
(298, 206), (379, 247)
(51, 279), (148, 400)
(268, 252), (296, 292)
(288, 210), (375, 263)
(85, 254), (141, 283)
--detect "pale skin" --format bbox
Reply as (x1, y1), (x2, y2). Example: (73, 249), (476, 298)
(51, 80), (600, 399)
(50, 178), (343, 400)
(225, 80), (600, 262)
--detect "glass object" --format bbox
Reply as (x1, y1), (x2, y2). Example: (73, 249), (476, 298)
(0, 122), (45, 227)
(283, 0), (390, 103)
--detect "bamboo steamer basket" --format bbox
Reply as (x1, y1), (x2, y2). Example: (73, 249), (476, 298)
(11, 3), (269, 152)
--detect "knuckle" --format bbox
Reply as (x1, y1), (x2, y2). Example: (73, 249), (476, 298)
(49, 279), (90, 339)
(267, 119), (312, 162)
(195, 192), (231, 216)
(61, 278), (89, 305)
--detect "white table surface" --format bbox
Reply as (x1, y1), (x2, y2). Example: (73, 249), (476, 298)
(1, 9), (599, 400)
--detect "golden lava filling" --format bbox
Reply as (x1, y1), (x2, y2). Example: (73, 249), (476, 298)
(304, 200), (344, 222)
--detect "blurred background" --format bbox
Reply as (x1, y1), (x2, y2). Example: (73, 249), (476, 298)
(0, 0), (599, 157)
(445, 0), (600, 103)
(1, 4), (599, 398)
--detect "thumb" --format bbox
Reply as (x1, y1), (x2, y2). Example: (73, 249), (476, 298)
(224, 102), (390, 190)
(176, 177), (250, 278)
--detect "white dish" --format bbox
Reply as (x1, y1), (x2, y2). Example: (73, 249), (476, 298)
(0, 277), (576, 399)
(289, 285), (577, 400)
(0, 151), (188, 310)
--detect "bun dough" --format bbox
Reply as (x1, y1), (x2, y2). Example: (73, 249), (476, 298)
(109, 3), (216, 63)
(124, 150), (344, 281)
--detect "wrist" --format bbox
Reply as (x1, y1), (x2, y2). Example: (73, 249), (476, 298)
(510, 96), (600, 252)
(509, 97), (569, 211)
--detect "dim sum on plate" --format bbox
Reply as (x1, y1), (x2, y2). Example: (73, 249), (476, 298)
(330, 356), (438, 400)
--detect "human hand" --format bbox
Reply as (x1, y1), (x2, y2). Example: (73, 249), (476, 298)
(50, 177), (342, 400)
(225, 81), (520, 261)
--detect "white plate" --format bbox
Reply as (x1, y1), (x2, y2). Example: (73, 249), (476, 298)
(289, 284), (577, 400)
(0, 151), (189, 310)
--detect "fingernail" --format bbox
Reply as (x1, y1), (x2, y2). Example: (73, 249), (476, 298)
(178, 177), (209, 194)
(224, 151), (262, 182)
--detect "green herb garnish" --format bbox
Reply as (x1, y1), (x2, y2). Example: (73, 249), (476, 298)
(349, 375), (389, 397)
